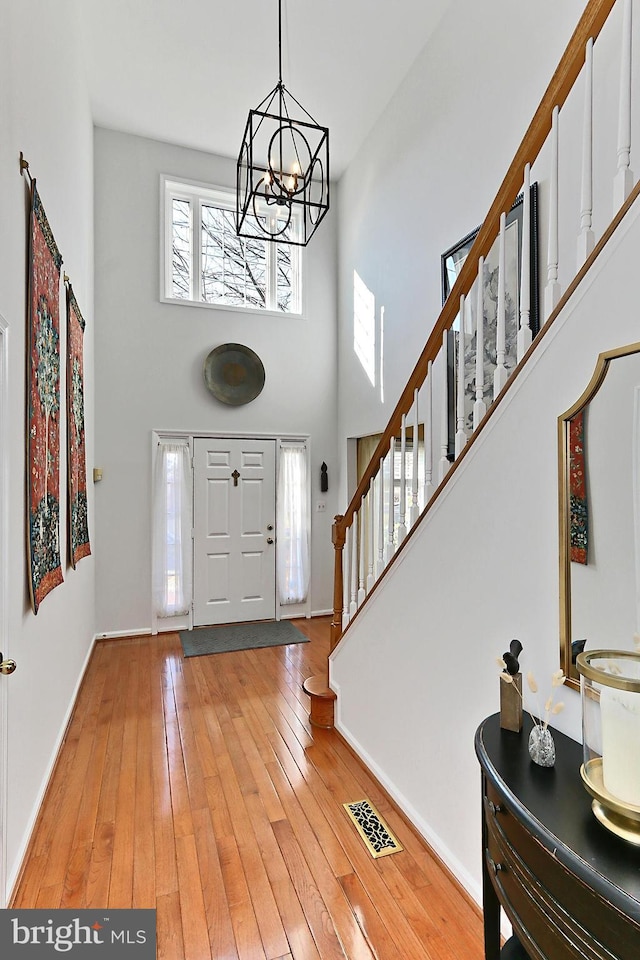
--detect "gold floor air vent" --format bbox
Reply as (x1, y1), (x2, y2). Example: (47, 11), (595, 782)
(343, 799), (403, 859)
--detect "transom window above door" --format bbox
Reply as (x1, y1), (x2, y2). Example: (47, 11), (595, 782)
(161, 177), (302, 315)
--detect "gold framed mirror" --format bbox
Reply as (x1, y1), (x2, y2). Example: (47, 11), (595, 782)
(559, 341), (640, 690)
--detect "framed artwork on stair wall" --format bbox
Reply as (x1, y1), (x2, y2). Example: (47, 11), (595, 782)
(440, 183), (539, 459)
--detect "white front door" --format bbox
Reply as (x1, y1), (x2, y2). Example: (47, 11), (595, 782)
(193, 437), (276, 626)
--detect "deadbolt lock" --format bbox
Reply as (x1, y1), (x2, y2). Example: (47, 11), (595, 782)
(267, 524), (274, 530)
(0, 653), (17, 676)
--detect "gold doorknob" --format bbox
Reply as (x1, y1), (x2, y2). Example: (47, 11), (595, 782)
(0, 653), (16, 676)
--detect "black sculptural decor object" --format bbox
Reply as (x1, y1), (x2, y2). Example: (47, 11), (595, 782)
(503, 638), (523, 675)
(320, 462), (328, 492)
(500, 639), (523, 733)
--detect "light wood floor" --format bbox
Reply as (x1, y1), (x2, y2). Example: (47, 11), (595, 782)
(11, 616), (484, 959)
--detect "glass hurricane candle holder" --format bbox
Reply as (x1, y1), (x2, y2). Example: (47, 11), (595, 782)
(576, 650), (640, 844)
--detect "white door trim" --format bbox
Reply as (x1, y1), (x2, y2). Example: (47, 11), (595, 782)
(151, 429), (312, 629)
(0, 314), (9, 906)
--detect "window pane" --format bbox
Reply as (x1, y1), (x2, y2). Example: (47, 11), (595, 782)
(164, 182), (302, 314)
(276, 236), (293, 312)
(171, 199), (191, 299)
(153, 442), (191, 618)
(201, 205), (267, 309)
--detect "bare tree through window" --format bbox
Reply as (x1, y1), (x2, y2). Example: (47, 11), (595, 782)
(166, 181), (299, 313)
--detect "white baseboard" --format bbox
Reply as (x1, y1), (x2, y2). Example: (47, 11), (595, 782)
(96, 614), (331, 640)
(154, 620), (188, 634)
(7, 635), (96, 901)
(94, 628), (152, 641)
(334, 718), (482, 910)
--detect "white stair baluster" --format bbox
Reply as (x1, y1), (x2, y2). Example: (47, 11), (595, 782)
(410, 388), (420, 527)
(614, 0), (634, 210)
(545, 108), (561, 319)
(357, 506), (366, 605)
(425, 359), (434, 504)
(517, 163), (532, 360)
(578, 38), (595, 266)
(474, 256), (487, 430)
(367, 484), (375, 593)
(439, 329), (451, 482)
(494, 212), (508, 397)
(350, 512), (358, 618)
(376, 456), (385, 578)
(342, 526), (350, 629)
(398, 416), (407, 544)
(385, 438), (396, 564)
(455, 295), (468, 457)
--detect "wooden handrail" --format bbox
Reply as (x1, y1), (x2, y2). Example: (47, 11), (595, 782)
(337, 0), (616, 537)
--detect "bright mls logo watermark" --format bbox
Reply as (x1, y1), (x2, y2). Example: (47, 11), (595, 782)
(0, 910), (156, 957)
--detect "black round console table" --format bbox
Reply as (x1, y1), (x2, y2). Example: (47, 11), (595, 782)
(475, 714), (640, 960)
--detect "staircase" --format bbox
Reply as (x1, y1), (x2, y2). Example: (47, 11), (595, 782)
(305, 0), (640, 726)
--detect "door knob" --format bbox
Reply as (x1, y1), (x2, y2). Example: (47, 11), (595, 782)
(0, 653), (16, 676)
(266, 537), (274, 544)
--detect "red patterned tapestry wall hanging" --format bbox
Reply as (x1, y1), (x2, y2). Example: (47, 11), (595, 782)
(66, 282), (91, 567)
(569, 409), (588, 564)
(27, 183), (64, 613)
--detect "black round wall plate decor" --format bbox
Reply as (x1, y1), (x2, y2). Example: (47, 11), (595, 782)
(203, 343), (265, 406)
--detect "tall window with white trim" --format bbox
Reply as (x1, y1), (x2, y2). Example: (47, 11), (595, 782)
(277, 442), (310, 604)
(152, 440), (192, 618)
(162, 178), (302, 314)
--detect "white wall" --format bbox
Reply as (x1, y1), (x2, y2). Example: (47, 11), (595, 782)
(0, 0), (95, 895)
(93, 129), (338, 635)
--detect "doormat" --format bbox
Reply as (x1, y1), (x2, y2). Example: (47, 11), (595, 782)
(343, 799), (403, 858)
(179, 620), (309, 658)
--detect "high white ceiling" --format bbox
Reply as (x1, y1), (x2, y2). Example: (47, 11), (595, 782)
(77, 0), (451, 177)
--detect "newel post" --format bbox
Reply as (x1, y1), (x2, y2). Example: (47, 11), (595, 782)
(330, 514), (346, 653)
(302, 514), (343, 729)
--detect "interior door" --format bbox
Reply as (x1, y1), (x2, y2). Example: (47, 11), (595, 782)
(193, 437), (276, 626)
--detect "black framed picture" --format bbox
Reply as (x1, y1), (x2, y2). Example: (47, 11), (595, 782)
(440, 183), (539, 458)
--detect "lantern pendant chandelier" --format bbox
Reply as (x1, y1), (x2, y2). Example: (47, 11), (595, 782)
(236, 0), (330, 246)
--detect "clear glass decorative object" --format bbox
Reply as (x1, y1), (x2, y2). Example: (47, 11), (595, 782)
(528, 725), (556, 766)
(576, 650), (640, 844)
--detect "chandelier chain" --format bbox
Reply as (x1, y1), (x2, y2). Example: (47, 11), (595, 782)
(278, 0), (283, 88)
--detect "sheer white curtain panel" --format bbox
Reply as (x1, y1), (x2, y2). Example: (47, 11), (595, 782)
(152, 441), (192, 618)
(277, 443), (310, 604)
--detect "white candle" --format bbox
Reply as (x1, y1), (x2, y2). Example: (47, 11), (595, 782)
(601, 685), (640, 806)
